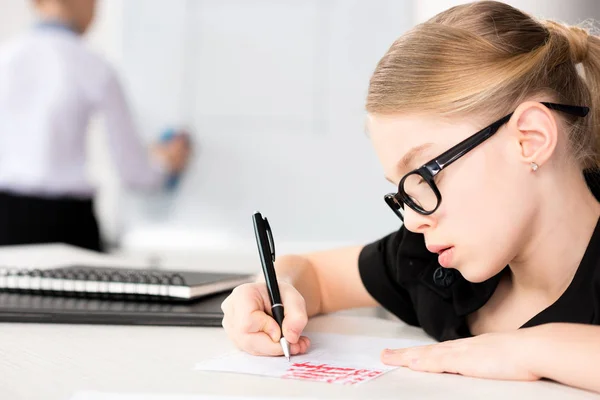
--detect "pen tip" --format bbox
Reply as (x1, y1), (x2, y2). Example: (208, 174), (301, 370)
(280, 337), (291, 361)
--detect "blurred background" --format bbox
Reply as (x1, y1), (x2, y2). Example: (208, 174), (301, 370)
(0, 0), (598, 270)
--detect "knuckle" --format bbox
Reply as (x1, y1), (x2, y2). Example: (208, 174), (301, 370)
(230, 284), (246, 297)
(222, 316), (234, 332)
(297, 312), (308, 326)
(220, 297), (230, 313)
(238, 314), (257, 333)
(237, 335), (255, 352)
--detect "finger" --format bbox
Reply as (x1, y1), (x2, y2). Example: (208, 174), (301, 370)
(280, 294), (308, 344)
(381, 344), (434, 366)
(297, 336), (311, 354)
(406, 349), (448, 373)
(233, 285), (267, 315)
(239, 332), (287, 357)
(237, 310), (282, 342)
(228, 286), (280, 340)
(382, 344), (457, 374)
(381, 348), (410, 366)
(287, 335), (311, 355)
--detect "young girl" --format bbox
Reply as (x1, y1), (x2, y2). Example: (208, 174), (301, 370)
(0, 0), (190, 251)
(222, 1), (600, 393)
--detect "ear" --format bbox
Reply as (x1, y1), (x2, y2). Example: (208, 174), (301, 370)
(508, 101), (558, 170)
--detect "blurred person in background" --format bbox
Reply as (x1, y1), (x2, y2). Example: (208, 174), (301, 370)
(0, 0), (190, 252)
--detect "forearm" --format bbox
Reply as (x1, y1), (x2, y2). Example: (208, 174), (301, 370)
(525, 323), (600, 393)
(101, 71), (167, 190)
(268, 246), (377, 317)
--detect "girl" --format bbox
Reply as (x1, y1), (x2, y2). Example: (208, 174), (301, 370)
(222, 1), (600, 393)
(0, 0), (190, 252)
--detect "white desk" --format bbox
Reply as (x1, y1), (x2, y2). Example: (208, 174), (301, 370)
(0, 244), (598, 400)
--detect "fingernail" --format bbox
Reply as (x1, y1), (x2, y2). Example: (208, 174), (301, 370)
(410, 358), (419, 367)
(382, 348), (393, 357)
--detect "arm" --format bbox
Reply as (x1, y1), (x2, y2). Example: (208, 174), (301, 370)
(224, 229), (411, 356)
(98, 69), (167, 191)
(526, 323), (600, 393)
(273, 245), (379, 317)
(382, 322), (600, 394)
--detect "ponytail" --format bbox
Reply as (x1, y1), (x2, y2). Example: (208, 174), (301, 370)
(579, 33), (600, 168)
(543, 20), (600, 169)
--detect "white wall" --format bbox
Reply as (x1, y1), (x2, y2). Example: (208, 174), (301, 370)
(0, 1), (34, 39)
(116, 0), (412, 255)
(116, 0), (600, 259)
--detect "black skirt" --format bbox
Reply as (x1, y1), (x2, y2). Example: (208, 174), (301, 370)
(0, 191), (103, 252)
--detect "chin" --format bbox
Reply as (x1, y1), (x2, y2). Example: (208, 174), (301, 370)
(455, 263), (499, 283)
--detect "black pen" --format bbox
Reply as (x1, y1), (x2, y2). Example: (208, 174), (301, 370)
(252, 211), (291, 361)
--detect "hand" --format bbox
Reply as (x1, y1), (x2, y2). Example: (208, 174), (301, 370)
(221, 282), (311, 357)
(381, 330), (540, 381)
(152, 132), (191, 173)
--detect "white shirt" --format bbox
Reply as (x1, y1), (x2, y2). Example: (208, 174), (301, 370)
(0, 24), (166, 198)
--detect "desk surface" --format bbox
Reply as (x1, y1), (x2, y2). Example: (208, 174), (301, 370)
(0, 244), (598, 400)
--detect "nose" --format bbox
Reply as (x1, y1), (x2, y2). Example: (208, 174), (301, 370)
(402, 206), (435, 233)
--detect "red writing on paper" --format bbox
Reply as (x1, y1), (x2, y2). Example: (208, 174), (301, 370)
(282, 361), (384, 385)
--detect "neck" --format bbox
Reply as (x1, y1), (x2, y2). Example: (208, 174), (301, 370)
(509, 167), (600, 300)
(36, 5), (78, 33)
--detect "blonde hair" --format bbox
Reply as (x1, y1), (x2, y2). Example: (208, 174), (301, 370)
(366, 0), (600, 169)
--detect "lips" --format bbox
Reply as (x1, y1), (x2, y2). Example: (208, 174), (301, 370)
(426, 244), (452, 254)
(426, 244), (454, 268)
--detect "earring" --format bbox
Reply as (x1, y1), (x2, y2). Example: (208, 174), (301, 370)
(530, 162), (539, 171)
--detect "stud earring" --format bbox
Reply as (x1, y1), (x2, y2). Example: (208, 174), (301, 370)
(530, 162), (539, 171)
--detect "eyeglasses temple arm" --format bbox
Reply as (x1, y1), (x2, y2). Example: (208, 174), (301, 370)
(433, 113), (513, 170)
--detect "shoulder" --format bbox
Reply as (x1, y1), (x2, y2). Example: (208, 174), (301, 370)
(55, 37), (120, 101)
(68, 39), (115, 81)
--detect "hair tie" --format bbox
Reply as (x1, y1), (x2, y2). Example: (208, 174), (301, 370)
(545, 20), (589, 64)
(568, 26), (590, 64)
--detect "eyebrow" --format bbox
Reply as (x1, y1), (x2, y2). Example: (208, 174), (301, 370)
(397, 143), (434, 173)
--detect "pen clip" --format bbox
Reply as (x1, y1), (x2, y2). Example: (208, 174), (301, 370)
(264, 217), (276, 262)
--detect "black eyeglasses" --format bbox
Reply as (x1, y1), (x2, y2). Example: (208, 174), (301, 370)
(385, 102), (590, 221)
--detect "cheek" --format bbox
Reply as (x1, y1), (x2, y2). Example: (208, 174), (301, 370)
(436, 149), (506, 259)
(437, 147), (503, 226)
(438, 145), (533, 281)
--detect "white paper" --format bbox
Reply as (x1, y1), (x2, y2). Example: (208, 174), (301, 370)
(195, 333), (432, 385)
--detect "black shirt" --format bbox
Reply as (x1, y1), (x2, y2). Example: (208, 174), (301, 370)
(358, 171), (600, 341)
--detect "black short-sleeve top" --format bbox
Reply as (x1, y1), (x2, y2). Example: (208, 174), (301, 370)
(358, 171), (600, 342)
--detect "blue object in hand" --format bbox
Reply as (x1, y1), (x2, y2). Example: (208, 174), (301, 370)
(160, 128), (180, 190)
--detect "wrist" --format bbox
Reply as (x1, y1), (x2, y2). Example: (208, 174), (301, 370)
(517, 323), (557, 379)
(272, 254), (305, 285)
(253, 255), (299, 286)
(274, 254), (322, 316)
